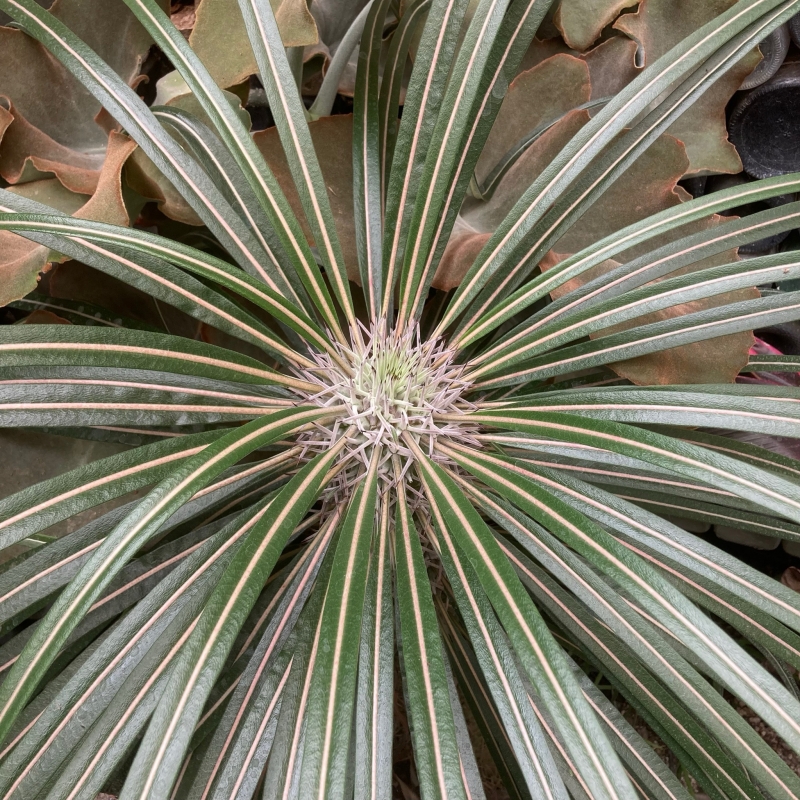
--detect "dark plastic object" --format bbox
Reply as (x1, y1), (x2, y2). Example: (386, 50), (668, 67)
(789, 12), (800, 48)
(756, 321), (800, 356)
(704, 173), (795, 254)
(739, 24), (790, 90)
(729, 63), (800, 179)
(680, 176), (707, 198)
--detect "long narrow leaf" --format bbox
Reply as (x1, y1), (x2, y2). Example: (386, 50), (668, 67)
(297, 450), (381, 800)
(393, 470), (468, 800)
(0, 408), (338, 747)
(236, 0), (356, 330)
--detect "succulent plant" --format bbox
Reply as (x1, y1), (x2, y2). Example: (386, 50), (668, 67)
(0, 0), (799, 799)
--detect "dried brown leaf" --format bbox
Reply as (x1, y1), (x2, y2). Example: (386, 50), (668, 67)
(552, 129), (690, 254)
(125, 148), (204, 227)
(433, 228), (490, 292)
(76, 131), (137, 226)
(171, 4), (196, 33)
(516, 36), (576, 75)
(542, 216), (755, 387)
(18, 309), (72, 325)
(476, 54), (591, 186)
(0, 0), (162, 188)
(0, 98), (103, 193)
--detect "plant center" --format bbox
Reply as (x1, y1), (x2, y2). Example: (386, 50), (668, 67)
(296, 322), (477, 485)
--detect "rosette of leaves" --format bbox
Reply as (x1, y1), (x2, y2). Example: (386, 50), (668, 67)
(0, 1), (800, 799)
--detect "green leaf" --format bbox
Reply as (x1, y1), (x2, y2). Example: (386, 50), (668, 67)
(441, 652), (488, 800)
(466, 409), (800, 524)
(570, 666), (693, 800)
(395, 0), (518, 324)
(308, 0), (375, 120)
(353, 494), (394, 800)
(181, 509), (339, 799)
(619, 487), (800, 542)
(423, 517), (569, 800)
(376, 0), (430, 195)
(0, 325), (316, 392)
(0, 477), (257, 791)
(439, 0), (799, 334)
(614, 0), (759, 175)
(493, 384), (800, 439)
(121, 0), (349, 337)
(236, 0), (357, 331)
(513, 460), (800, 636)
(443, 442), (800, 755)
(380, 0), (470, 315)
(352, 0), (390, 316)
(393, 475), (468, 800)
(259, 582), (328, 800)
(0, 207), (340, 363)
(472, 291), (800, 389)
(118, 439), (347, 800)
(45, 617), (209, 800)
(3, 0), (800, 792)
(474, 249), (800, 376)
(474, 200), (800, 366)
(0, 0), (299, 293)
(745, 353), (800, 373)
(0, 429), (222, 549)
(519, 613), (748, 800)
(480, 494), (799, 799)
(438, 610), (535, 800)
(297, 451), (380, 800)
(395, 0), (559, 325)
(486, 3), (795, 323)
(458, 172), (800, 347)
(0, 458), (292, 649)
(3, 492), (280, 800)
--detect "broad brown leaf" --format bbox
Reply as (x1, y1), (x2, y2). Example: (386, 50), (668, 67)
(0, 0), (164, 189)
(614, 0), (761, 176)
(0, 132), (138, 306)
(554, 0), (638, 51)
(190, 0), (320, 88)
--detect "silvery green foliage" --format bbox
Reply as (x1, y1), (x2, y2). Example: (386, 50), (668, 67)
(0, 0), (799, 798)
